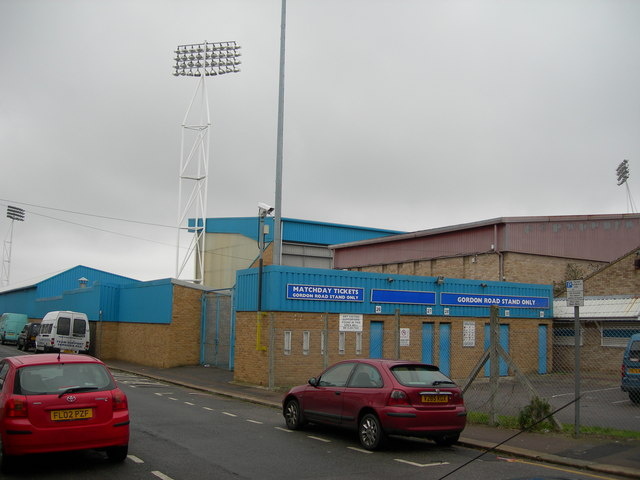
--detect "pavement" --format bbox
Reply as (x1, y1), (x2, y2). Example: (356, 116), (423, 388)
(106, 360), (640, 479)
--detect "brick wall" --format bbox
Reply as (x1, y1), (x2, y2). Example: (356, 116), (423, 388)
(235, 310), (551, 388)
(583, 249), (640, 295)
(95, 284), (202, 368)
(350, 252), (603, 287)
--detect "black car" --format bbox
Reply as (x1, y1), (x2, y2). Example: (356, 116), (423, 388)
(16, 322), (40, 352)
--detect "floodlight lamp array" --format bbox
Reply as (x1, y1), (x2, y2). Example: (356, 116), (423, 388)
(6, 206), (25, 222)
(617, 159), (630, 186)
(173, 41), (241, 77)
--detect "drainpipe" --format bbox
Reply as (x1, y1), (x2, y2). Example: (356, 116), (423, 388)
(493, 224), (504, 281)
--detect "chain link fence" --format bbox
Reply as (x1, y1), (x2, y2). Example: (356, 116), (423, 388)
(263, 310), (640, 436)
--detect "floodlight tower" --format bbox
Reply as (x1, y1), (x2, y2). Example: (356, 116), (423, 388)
(616, 159), (637, 214)
(172, 41), (241, 283)
(1, 206), (25, 287)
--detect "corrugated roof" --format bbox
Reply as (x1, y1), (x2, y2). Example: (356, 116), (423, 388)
(554, 296), (640, 320)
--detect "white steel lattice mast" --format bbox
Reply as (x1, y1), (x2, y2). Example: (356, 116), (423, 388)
(172, 41), (241, 283)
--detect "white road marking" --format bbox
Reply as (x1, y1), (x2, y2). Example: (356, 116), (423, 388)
(203, 407), (214, 411)
(184, 402), (195, 406)
(152, 471), (174, 480)
(222, 412), (237, 417)
(127, 455), (144, 463)
(394, 458), (450, 467)
(347, 446), (373, 454)
(307, 435), (331, 443)
(168, 397), (178, 401)
(275, 427), (292, 433)
(246, 419), (263, 424)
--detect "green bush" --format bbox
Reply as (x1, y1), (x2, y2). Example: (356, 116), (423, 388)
(518, 396), (558, 432)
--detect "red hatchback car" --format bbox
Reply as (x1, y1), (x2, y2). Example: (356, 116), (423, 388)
(0, 354), (129, 471)
(283, 359), (466, 450)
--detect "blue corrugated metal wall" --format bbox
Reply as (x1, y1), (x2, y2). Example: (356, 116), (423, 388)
(236, 265), (553, 318)
(36, 265), (138, 299)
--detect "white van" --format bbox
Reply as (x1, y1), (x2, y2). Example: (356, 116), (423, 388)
(35, 311), (90, 354)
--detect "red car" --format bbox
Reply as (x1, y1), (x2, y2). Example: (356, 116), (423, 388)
(0, 354), (129, 472)
(282, 359), (466, 450)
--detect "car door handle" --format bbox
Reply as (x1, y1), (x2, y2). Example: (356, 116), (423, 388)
(334, 392), (341, 396)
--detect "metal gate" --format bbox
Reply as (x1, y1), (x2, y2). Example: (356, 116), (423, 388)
(202, 290), (234, 369)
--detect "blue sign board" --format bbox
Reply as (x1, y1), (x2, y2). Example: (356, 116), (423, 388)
(371, 289), (436, 305)
(287, 284), (364, 302)
(441, 292), (550, 309)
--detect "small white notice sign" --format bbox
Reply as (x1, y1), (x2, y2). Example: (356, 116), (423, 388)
(339, 314), (363, 332)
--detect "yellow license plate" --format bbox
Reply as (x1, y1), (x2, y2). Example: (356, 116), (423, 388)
(629, 368), (640, 374)
(51, 408), (93, 421)
(421, 395), (448, 403)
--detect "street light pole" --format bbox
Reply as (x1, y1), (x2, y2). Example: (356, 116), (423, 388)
(172, 41), (241, 283)
(273, 0), (287, 266)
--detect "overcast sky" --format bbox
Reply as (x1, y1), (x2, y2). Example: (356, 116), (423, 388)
(1, 0), (639, 285)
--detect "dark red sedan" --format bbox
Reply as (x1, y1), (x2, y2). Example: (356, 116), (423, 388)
(283, 359), (466, 450)
(0, 354), (130, 472)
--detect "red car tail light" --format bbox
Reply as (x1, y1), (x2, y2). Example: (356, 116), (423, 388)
(388, 389), (410, 406)
(112, 389), (128, 411)
(6, 396), (28, 417)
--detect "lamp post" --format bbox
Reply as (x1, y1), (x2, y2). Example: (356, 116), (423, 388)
(273, 0), (287, 266)
(1, 206), (25, 287)
(173, 41), (241, 284)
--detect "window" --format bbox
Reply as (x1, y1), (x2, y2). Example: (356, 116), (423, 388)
(348, 364), (383, 388)
(355, 332), (362, 355)
(318, 362), (354, 387)
(0, 362), (9, 388)
(553, 326), (583, 346)
(339, 331), (346, 355)
(73, 318), (86, 336)
(284, 331), (292, 355)
(320, 331), (326, 355)
(302, 331), (310, 356)
(601, 328), (640, 347)
(57, 317), (71, 336)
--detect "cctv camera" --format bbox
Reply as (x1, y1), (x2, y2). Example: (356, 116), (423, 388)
(258, 202), (274, 214)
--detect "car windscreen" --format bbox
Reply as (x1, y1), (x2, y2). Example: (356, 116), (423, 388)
(15, 363), (115, 396)
(390, 365), (457, 387)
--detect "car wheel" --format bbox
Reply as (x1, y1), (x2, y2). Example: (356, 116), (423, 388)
(106, 445), (128, 462)
(358, 413), (385, 450)
(434, 433), (460, 446)
(630, 392), (640, 405)
(284, 398), (305, 430)
(17, 342), (23, 351)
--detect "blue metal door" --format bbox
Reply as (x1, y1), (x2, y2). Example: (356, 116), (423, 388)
(421, 323), (434, 364)
(370, 321), (383, 358)
(438, 323), (451, 376)
(538, 324), (548, 374)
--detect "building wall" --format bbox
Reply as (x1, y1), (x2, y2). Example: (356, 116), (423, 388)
(204, 233), (259, 290)
(582, 249), (640, 295)
(349, 252), (603, 289)
(96, 284), (202, 368)
(234, 310), (552, 388)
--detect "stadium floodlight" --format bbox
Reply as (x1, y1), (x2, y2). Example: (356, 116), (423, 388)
(2, 206), (26, 286)
(173, 41), (241, 284)
(616, 159), (636, 213)
(617, 159), (630, 186)
(173, 41), (241, 77)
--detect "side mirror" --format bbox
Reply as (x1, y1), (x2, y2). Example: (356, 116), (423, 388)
(308, 377), (319, 387)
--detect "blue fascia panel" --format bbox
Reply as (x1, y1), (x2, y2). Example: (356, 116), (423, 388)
(118, 280), (173, 324)
(236, 266), (553, 319)
(204, 217), (403, 246)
